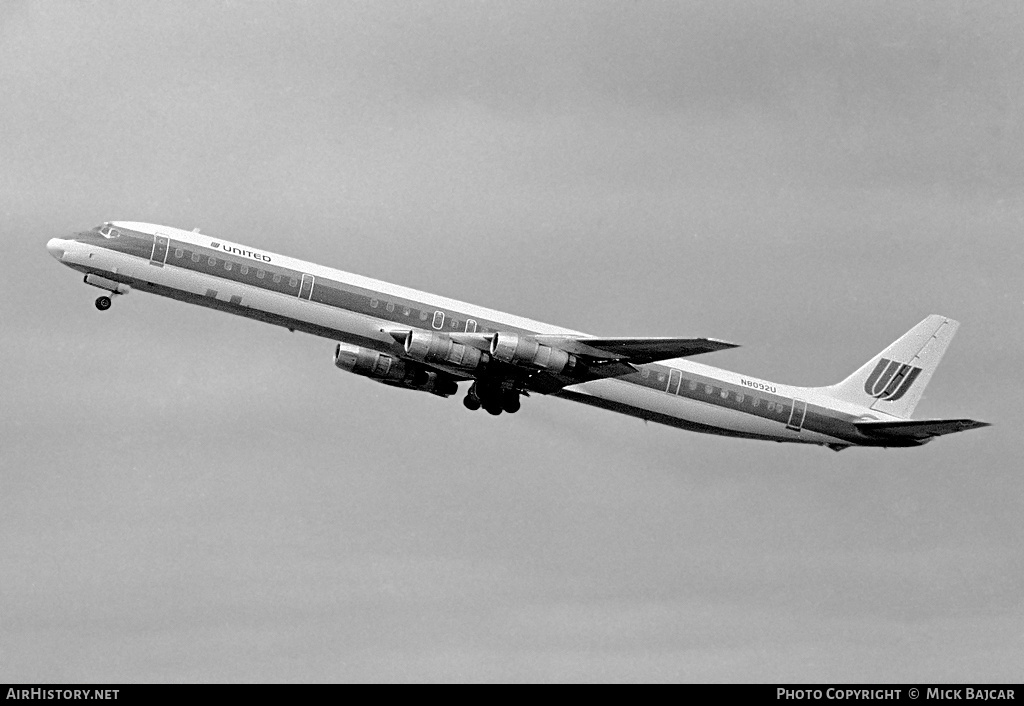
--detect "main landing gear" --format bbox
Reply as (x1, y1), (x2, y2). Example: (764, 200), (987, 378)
(464, 381), (521, 416)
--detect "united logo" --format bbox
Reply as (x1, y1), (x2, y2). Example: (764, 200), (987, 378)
(863, 358), (922, 402)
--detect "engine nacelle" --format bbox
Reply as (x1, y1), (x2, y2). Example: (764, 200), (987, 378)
(404, 331), (488, 371)
(334, 342), (460, 397)
(489, 333), (575, 374)
(334, 342), (409, 383)
(407, 369), (460, 397)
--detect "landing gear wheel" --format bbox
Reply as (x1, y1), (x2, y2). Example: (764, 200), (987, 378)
(484, 403), (503, 416)
(463, 394), (481, 411)
(502, 393), (521, 414)
(95, 296), (112, 311)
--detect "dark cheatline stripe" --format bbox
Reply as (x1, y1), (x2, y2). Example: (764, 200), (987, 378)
(553, 390), (784, 442)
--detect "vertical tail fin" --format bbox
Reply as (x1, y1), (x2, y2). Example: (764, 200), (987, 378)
(821, 315), (960, 419)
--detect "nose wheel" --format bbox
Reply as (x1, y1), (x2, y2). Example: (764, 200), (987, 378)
(83, 275), (128, 311)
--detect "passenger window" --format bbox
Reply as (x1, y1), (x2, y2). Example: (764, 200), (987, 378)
(736, 393), (744, 403)
(753, 398), (760, 408)
(288, 277), (297, 287)
(175, 248), (183, 258)
(273, 274), (281, 283)
(657, 374), (666, 383)
(257, 270), (265, 279)
(224, 261), (232, 271)
(402, 307), (411, 316)
(720, 389), (729, 399)
(386, 302), (395, 313)
(688, 380), (698, 391)
(641, 369), (650, 379)
(240, 265), (248, 275)
(370, 298), (379, 308)
(450, 319), (459, 329)
(208, 256), (216, 266)
(704, 385), (713, 395)
(191, 252), (200, 263)
(767, 401), (776, 411)
(419, 311), (428, 321)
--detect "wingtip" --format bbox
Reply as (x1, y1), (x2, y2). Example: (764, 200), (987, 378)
(711, 338), (740, 350)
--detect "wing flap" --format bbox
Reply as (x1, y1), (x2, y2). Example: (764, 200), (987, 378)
(855, 418), (990, 441)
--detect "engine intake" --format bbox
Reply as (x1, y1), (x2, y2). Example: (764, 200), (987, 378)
(489, 333), (575, 374)
(404, 331), (487, 371)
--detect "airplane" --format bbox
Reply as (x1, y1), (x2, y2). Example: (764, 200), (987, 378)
(46, 222), (989, 451)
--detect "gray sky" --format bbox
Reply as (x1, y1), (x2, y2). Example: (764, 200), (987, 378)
(2, 0), (1022, 682)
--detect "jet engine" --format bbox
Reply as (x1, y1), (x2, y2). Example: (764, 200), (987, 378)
(334, 342), (459, 397)
(406, 369), (459, 397)
(403, 331), (488, 371)
(489, 333), (576, 374)
(334, 342), (410, 383)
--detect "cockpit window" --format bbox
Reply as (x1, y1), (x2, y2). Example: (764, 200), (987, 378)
(95, 224), (121, 238)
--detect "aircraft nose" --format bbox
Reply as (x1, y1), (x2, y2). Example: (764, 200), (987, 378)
(46, 237), (66, 261)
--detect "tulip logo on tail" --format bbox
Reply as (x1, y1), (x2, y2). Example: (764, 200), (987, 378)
(863, 359), (922, 402)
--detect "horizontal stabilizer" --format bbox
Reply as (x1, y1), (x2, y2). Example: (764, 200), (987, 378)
(855, 418), (990, 441)
(533, 336), (739, 364)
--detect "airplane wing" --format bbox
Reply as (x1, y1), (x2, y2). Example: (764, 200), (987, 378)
(515, 335), (738, 393)
(532, 336), (739, 364)
(855, 418), (990, 441)
(388, 328), (738, 394)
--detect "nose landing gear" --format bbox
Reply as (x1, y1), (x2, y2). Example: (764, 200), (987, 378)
(83, 274), (129, 311)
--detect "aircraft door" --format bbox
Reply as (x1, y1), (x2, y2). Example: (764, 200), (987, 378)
(150, 234), (169, 267)
(786, 399), (807, 431)
(667, 369), (682, 394)
(299, 273), (315, 300)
